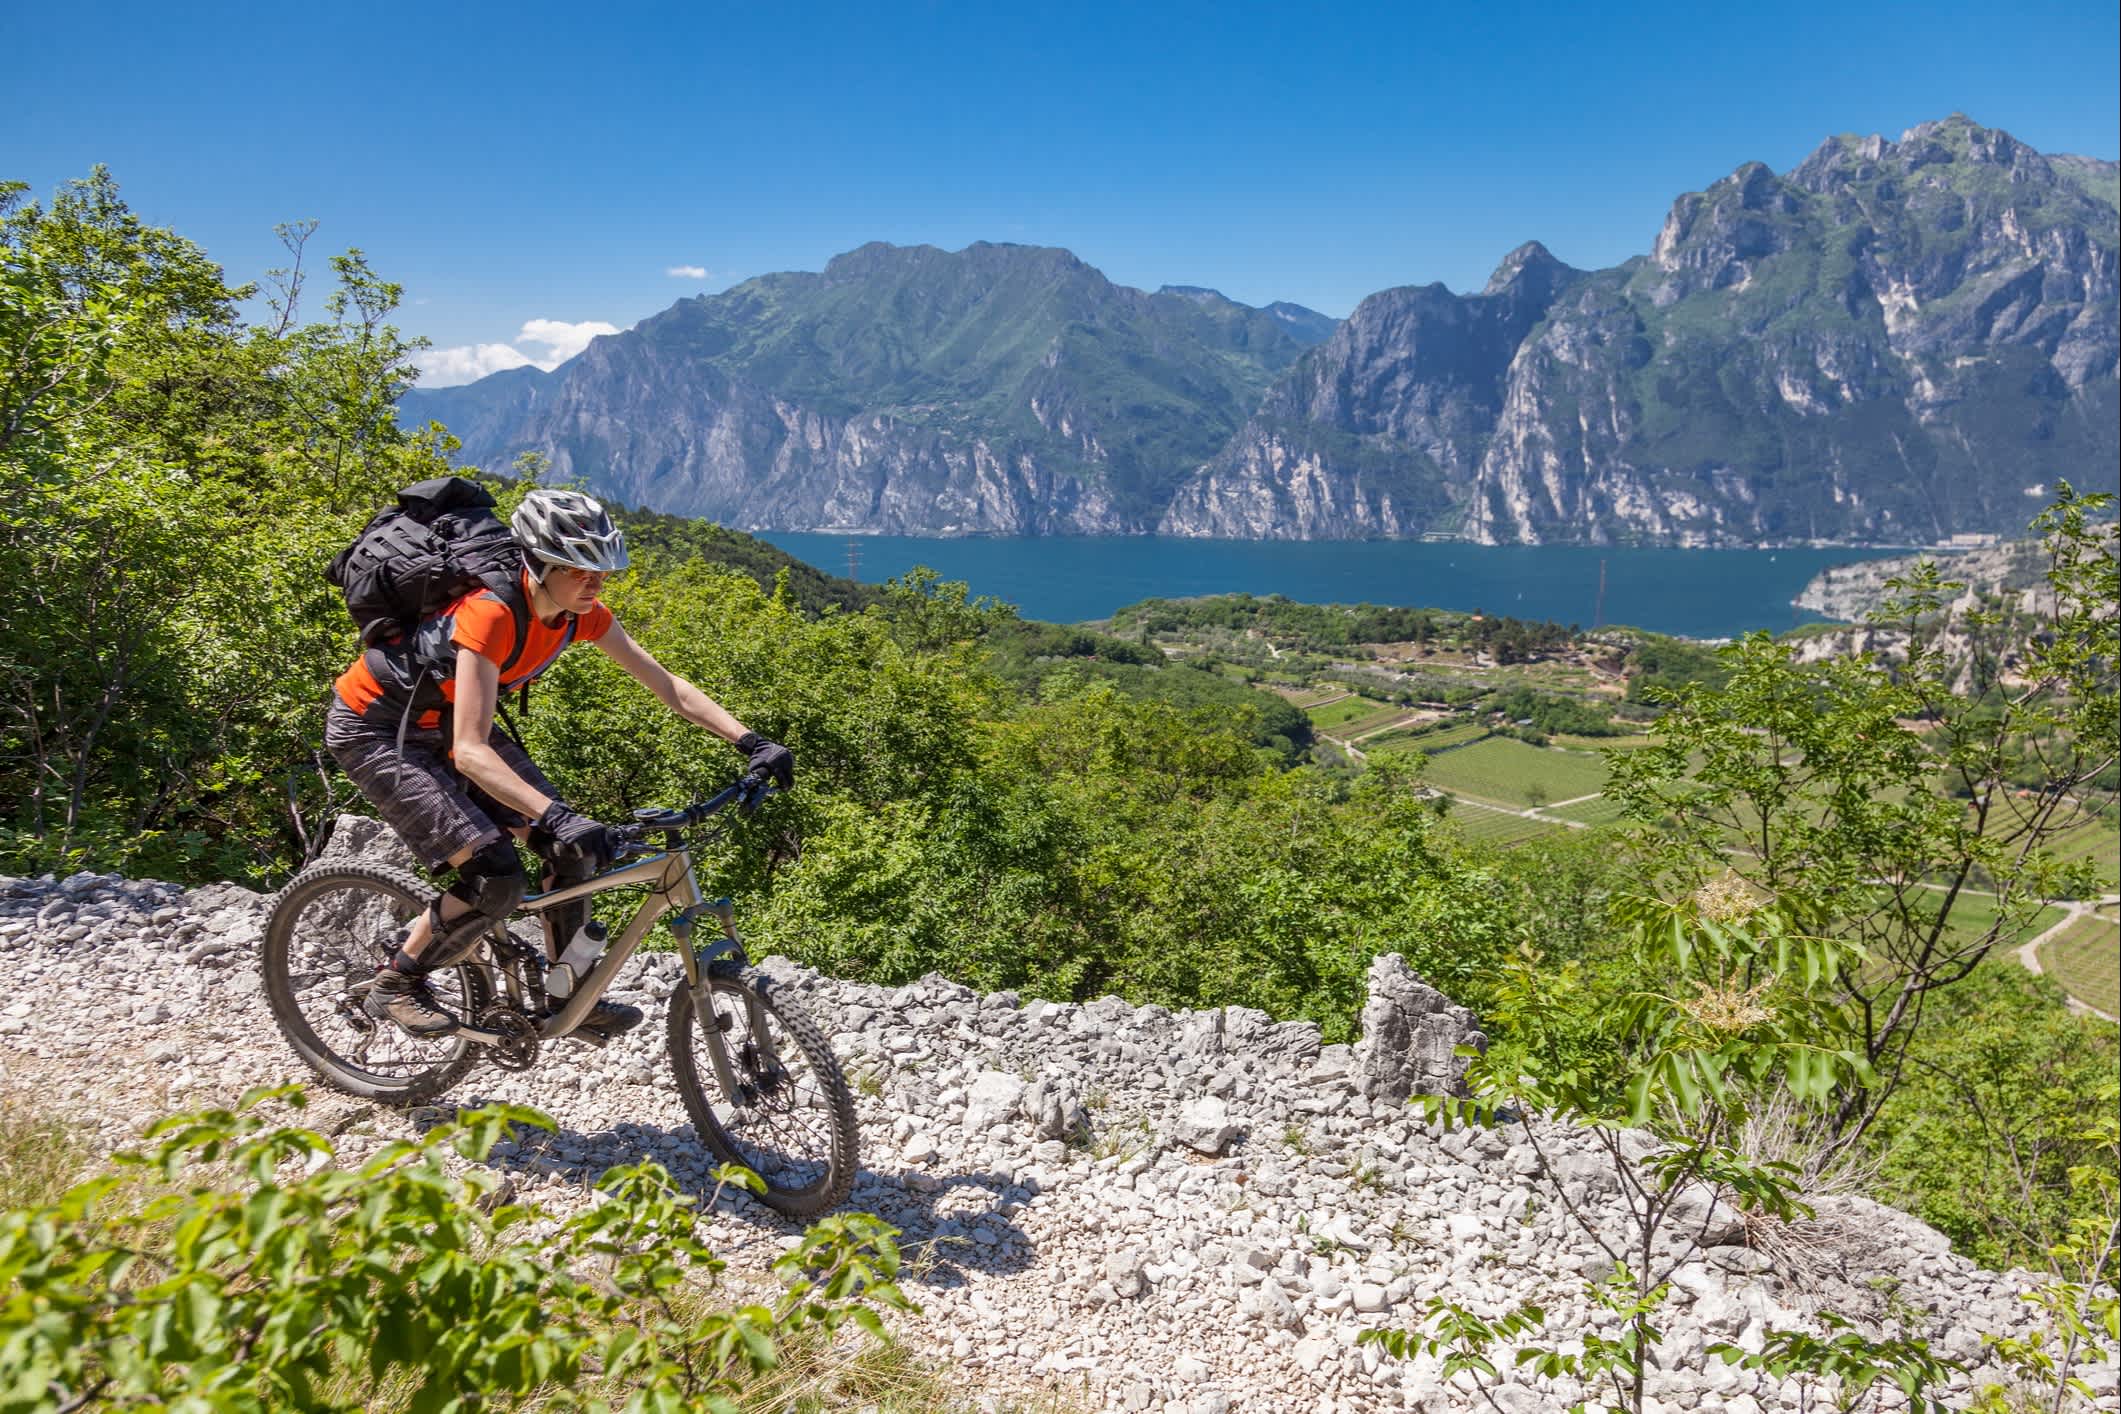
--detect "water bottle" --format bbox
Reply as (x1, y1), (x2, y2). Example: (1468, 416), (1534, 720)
(546, 919), (608, 1000)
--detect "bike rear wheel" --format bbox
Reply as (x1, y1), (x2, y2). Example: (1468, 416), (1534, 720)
(261, 861), (492, 1105)
(666, 961), (858, 1218)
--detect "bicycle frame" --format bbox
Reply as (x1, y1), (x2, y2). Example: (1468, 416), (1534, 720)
(510, 847), (701, 1039)
(457, 828), (783, 1099)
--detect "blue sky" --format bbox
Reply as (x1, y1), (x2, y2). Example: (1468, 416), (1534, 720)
(8, 0), (2117, 384)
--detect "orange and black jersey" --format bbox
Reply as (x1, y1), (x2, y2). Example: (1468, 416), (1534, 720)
(334, 568), (614, 729)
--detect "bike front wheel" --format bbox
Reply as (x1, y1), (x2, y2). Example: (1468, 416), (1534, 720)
(261, 861), (492, 1106)
(666, 961), (858, 1218)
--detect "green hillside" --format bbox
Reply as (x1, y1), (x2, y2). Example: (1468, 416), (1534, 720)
(608, 503), (881, 616)
(414, 241), (1328, 524)
(637, 244), (1316, 514)
(6, 167), (2117, 1301)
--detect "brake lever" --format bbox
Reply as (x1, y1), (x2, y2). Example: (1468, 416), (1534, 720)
(737, 772), (778, 816)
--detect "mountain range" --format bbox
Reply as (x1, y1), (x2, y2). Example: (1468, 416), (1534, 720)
(402, 115), (2119, 546)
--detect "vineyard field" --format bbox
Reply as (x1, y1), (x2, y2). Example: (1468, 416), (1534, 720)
(2039, 907), (2120, 1016)
(1422, 738), (1610, 806)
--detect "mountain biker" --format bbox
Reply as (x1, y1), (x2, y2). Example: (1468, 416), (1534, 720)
(323, 488), (793, 1039)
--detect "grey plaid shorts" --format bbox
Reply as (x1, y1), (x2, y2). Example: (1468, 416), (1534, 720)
(323, 698), (559, 870)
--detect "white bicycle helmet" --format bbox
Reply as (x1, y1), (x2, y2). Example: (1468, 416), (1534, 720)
(511, 489), (630, 576)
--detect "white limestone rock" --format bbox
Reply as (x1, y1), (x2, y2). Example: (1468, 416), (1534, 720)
(1171, 1095), (1240, 1155)
(1352, 952), (1489, 1101)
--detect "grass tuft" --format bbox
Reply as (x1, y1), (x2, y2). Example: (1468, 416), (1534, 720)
(0, 1097), (91, 1210)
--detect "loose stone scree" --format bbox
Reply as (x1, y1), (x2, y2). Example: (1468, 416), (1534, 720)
(1, 821), (2112, 1412)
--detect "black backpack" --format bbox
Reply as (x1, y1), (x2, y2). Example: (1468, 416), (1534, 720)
(329, 476), (528, 650)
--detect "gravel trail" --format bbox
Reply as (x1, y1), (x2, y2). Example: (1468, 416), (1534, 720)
(3, 824), (2114, 1412)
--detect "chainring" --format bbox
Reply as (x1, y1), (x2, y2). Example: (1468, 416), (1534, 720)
(475, 1006), (541, 1072)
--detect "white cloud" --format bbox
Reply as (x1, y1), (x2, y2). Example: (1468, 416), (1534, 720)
(666, 264), (708, 280)
(418, 342), (535, 387)
(516, 318), (620, 364)
(416, 318), (622, 387)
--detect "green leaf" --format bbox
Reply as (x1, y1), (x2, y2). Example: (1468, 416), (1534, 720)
(738, 1324), (778, 1371)
(1667, 1053), (1702, 1115)
(1624, 1067), (1654, 1126)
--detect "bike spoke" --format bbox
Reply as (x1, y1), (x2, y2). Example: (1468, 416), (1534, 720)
(700, 989), (838, 1186)
(278, 879), (471, 1083)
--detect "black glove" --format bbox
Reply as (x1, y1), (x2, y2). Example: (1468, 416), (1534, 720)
(734, 732), (794, 790)
(530, 801), (617, 868)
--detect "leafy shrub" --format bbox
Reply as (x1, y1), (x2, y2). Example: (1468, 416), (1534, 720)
(1491, 686), (1627, 737)
(1867, 960), (2120, 1279)
(1623, 632), (1733, 702)
(0, 1088), (908, 1413)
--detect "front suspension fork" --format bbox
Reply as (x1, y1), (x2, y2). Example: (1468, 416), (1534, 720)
(671, 897), (745, 989)
(669, 900), (781, 1099)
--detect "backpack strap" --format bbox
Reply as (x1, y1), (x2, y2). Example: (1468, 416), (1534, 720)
(482, 579), (577, 724)
(491, 579), (535, 677)
(494, 694), (530, 752)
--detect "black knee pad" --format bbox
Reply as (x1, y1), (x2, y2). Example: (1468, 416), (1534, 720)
(447, 838), (527, 925)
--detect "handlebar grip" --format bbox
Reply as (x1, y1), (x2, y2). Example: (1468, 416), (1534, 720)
(631, 774), (779, 831)
(738, 771), (776, 813)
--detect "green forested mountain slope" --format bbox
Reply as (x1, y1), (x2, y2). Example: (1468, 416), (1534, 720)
(405, 241), (1330, 532)
(410, 116), (2116, 546)
(608, 502), (880, 615)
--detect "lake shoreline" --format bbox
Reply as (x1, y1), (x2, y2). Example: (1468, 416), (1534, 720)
(751, 526), (1983, 554)
(759, 533), (1903, 641)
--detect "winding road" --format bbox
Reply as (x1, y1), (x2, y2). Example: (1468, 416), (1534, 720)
(2015, 893), (2120, 1023)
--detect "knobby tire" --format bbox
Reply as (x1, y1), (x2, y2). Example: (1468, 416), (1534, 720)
(261, 860), (491, 1106)
(666, 961), (858, 1218)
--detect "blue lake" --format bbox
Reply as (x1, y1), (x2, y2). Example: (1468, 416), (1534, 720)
(757, 534), (1892, 639)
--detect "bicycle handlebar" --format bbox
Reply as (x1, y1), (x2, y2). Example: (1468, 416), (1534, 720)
(627, 771), (779, 837)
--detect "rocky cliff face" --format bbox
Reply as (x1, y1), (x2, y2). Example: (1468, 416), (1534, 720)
(405, 242), (1330, 535)
(1177, 115), (2119, 545)
(404, 116), (2117, 545)
(6, 839), (2115, 1412)
(1157, 243), (1579, 538)
(481, 333), (1134, 536)
(1792, 539), (2057, 621)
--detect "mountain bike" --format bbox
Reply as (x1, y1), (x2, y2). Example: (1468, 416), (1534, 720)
(260, 774), (858, 1217)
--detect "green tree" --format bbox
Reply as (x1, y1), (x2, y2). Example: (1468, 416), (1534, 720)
(1869, 961), (2119, 1279)
(0, 171), (442, 879)
(1383, 886), (1901, 1414)
(0, 1088), (908, 1411)
(1604, 488), (2118, 1162)
(1969, 1080), (2120, 1411)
